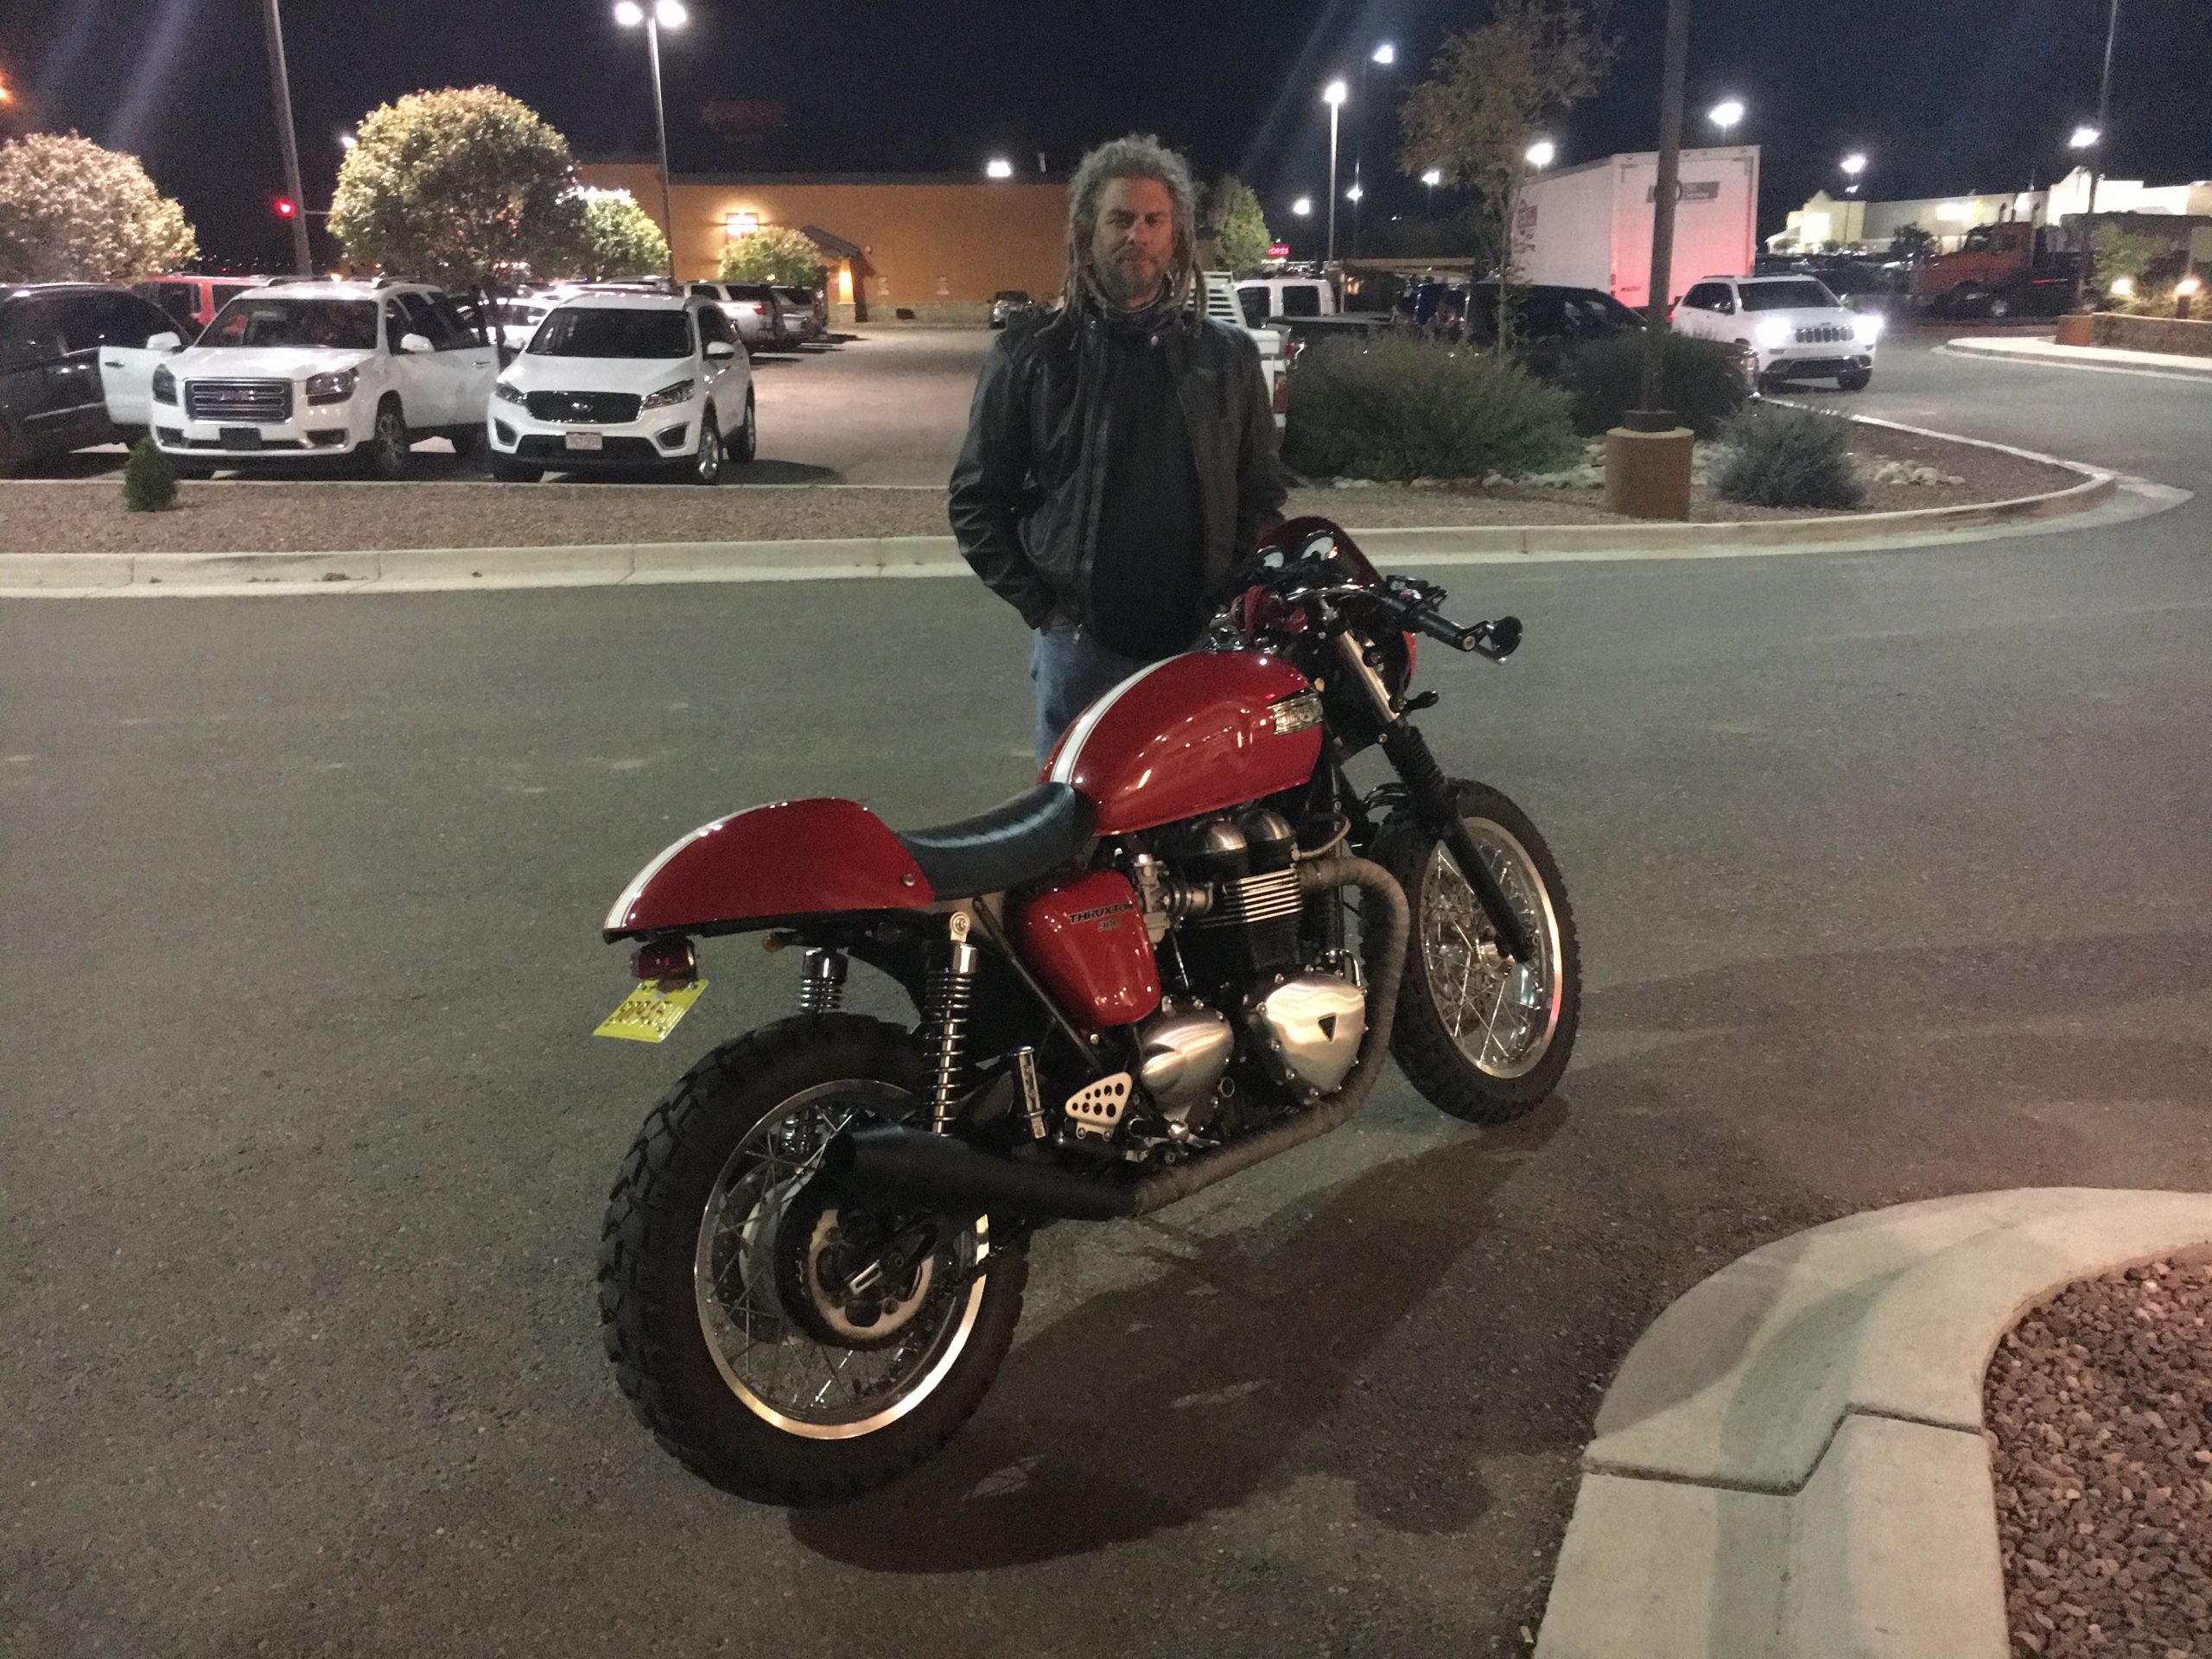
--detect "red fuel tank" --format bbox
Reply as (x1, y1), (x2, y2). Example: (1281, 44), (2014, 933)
(1010, 869), (1160, 1029)
(1045, 651), (1323, 835)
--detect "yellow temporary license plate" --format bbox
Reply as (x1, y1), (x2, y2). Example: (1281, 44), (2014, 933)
(594, 979), (709, 1044)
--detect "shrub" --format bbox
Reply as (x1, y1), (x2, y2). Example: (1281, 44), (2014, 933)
(719, 226), (825, 289)
(1281, 334), (1577, 482)
(1563, 331), (1745, 439)
(121, 436), (177, 512)
(1712, 404), (1866, 510)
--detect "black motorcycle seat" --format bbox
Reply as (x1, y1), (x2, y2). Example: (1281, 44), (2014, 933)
(895, 783), (1095, 899)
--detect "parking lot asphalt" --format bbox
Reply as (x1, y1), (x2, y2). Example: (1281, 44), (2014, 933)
(3, 334), (2209, 1659)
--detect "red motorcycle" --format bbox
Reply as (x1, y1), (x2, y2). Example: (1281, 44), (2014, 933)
(594, 517), (1580, 1504)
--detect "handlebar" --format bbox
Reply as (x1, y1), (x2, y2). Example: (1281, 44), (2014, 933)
(1373, 578), (1522, 662)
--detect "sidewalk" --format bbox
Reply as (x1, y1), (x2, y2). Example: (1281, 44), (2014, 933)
(1944, 334), (2212, 379)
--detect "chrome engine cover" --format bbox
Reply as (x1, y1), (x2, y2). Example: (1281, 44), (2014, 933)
(1248, 972), (1367, 1097)
(1134, 1005), (1236, 1122)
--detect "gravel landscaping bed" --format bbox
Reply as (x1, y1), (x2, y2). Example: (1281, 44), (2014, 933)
(1986, 1260), (2212, 1659)
(0, 421), (2083, 556)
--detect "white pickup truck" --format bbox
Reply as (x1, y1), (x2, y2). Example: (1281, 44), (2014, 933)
(1200, 270), (1288, 433)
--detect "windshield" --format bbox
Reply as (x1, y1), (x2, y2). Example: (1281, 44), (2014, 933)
(491, 303), (547, 327)
(201, 297), (378, 351)
(529, 308), (691, 359)
(1742, 280), (1840, 311)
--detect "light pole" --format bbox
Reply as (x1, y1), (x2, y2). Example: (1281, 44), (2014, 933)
(1421, 168), (1441, 214)
(258, 0), (313, 276)
(1707, 99), (1745, 144)
(1323, 79), (1348, 269)
(2072, 0), (2120, 308)
(615, 0), (689, 277)
(1352, 41), (1393, 258)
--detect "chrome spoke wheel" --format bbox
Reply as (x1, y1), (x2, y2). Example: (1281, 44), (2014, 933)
(1420, 820), (1565, 1080)
(695, 419), (721, 484)
(691, 1080), (988, 1440)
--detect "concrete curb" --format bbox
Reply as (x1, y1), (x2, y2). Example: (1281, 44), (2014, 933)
(0, 420), (2138, 598)
(1534, 1188), (2212, 1659)
(1942, 336), (2212, 382)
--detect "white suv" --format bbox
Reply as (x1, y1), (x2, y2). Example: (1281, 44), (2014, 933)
(486, 291), (754, 484)
(153, 280), (499, 477)
(1670, 274), (1880, 391)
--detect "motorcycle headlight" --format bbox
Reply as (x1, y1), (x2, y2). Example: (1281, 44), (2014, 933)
(493, 378), (528, 406)
(639, 378), (695, 412)
(1854, 313), (1884, 343)
(1754, 319), (1792, 350)
(303, 367), (359, 405)
(152, 365), (176, 405)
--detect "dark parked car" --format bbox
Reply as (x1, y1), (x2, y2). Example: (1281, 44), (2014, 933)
(990, 289), (1037, 328)
(1464, 282), (1645, 378)
(0, 283), (184, 474)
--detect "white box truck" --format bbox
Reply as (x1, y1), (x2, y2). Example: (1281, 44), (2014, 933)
(1514, 144), (1760, 310)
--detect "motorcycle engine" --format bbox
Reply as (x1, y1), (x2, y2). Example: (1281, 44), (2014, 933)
(1098, 807), (1369, 1144)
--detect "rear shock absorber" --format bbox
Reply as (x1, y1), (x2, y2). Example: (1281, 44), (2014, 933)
(925, 912), (979, 1134)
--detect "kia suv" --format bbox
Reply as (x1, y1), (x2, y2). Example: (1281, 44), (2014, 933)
(152, 280), (499, 477)
(1671, 274), (1879, 391)
(486, 291), (755, 484)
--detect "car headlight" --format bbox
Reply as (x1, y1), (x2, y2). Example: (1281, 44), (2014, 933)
(152, 365), (176, 405)
(493, 378), (528, 406)
(639, 378), (696, 412)
(303, 367), (359, 405)
(1854, 313), (1884, 343)
(1754, 319), (1792, 350)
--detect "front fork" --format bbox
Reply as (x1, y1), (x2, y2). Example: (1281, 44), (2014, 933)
(1334, 632), (1535, 964)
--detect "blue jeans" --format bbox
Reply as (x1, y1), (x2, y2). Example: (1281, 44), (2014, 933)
(1030, 624), (1162, 762)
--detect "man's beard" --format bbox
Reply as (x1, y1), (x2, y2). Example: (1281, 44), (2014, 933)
(1094, 249), (1166, 307)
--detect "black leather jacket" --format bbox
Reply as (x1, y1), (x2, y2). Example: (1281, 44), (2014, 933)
(947, 303), (1286, 633)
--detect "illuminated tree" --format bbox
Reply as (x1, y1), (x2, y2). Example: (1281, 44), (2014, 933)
(0, 132), (198, 283)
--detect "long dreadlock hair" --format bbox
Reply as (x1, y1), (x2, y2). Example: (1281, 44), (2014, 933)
(1060, 134), (1201, 324)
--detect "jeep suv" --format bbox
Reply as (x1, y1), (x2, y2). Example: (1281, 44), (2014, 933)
(152, 280), (498, 477)
(1670, 274), (1880, 391)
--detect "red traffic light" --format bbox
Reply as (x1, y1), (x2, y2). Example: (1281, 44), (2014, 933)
(274, 198), (297, 219)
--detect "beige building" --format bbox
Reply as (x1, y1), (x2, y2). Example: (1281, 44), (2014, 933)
(1774, 166), (2212, 254)
(576, 163), (1068, 325)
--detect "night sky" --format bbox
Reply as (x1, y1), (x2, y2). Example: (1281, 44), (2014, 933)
(3, 0), (2207, 269)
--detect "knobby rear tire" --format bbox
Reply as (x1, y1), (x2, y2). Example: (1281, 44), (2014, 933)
(597, 1014), (1027, 1506)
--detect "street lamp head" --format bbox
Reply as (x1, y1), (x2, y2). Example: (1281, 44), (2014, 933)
(1371, 42), (1395, 66)
(1345, 183), (1363, 203)
(1708, 99), (1745, 131)
(654, 0), (687, 23)
(613, 0), (644, 23)
(2069, 124), (2101, 149)
(1323, 79), (1348, 107)
(1291, 196), (1313, 217)
(1525, 139), (1556, 168)
(984, 157), (1014, 179)
(1421, 168), (1442, 188)
(1840, 152), (1866, 176)
(339, 131), (357, 150)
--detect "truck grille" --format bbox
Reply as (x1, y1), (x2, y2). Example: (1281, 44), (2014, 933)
(1793, 323), (1853, 344)
(184, 379), (292, 423)
(525, 391), (642, 424)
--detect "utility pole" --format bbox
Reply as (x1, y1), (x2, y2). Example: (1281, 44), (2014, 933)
(259, 0), (313, 276)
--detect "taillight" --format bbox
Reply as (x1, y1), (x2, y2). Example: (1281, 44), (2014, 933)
(632, 937), (697, 986)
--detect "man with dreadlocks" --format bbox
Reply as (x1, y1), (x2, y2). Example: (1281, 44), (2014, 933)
(950, 133), (1286, 759)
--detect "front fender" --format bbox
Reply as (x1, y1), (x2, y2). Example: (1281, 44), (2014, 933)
(604, 798), (935, 941)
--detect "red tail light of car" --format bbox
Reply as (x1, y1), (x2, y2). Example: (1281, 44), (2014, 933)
(632, 938), (697, 986)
